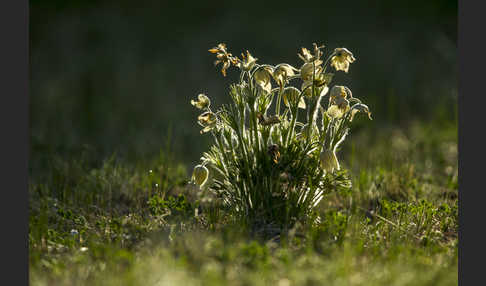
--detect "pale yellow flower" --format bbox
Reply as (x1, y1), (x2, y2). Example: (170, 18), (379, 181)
(192, 165), (209, 186)
(254, 66), (273, 93)
(326, 104), (344, 119)
(273, 64), (297, 87)
(330, 48), (356, 73)
(329, 86), (351, 112)
(300, 62), (323, 82)
(237, 50), (258, 71)
(191, 93), (211, 109)
(198, 111), (217, 133)
(329, 85), (346, 99)
(320, 149), (340, 172)
(282, 86), (306, 109)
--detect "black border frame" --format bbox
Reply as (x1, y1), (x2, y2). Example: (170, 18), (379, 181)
(1, 0), (29, 284)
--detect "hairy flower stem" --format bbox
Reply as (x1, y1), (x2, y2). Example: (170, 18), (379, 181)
(251, 108), (260, 153)
(331, 112), (351, 150)
(275, 87), (283, 116)
(312, 92), (324, 127)
(322, 52), (336, 74)
(305, 61), (318, 139)
(285, 103), (299, 147)
(247, 75), (261, 153)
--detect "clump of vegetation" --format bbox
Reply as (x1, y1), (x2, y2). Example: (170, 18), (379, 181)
(190, 43), (372, 234)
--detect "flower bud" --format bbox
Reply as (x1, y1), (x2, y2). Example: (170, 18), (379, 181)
(192, 165), (209, 186)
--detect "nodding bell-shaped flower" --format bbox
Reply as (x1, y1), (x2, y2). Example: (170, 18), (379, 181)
(326, 104), (345, 119)
(330, 85), (352, 100)
(330, 48), (356, 73)
(191, 93), (211, 110)
(282, 86), (306, 109)
(350, 103), (373, 121)
(272, 64), (297, 87)
(192, 164), (209, 186)
(329, 86), (351, 113)
(237, 50), (258, 71)
(198, 111), (217, 133)
(300, 62), (323, 82)
(320, 149), (340, 173)
(254, 66), (273, 94)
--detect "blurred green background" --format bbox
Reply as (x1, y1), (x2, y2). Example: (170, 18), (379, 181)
(29, 0), (457, 178)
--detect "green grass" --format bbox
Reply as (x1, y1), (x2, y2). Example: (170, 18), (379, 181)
(29, 118), (457, 286)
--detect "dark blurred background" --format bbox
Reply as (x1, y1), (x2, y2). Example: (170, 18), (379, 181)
(29, 0), (457, 176)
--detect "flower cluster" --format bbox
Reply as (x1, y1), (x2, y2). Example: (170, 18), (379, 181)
(189, 42), (371, 229)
